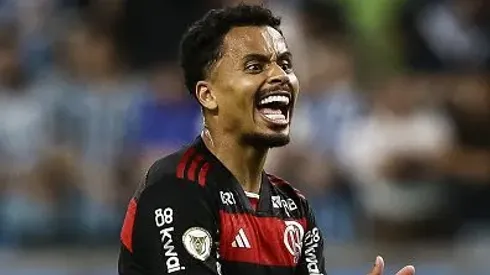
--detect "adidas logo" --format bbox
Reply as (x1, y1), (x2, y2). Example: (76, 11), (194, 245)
(231, 228), (251, 248)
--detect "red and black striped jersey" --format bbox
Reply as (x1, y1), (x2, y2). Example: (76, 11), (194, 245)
(118, 137), (326, 275)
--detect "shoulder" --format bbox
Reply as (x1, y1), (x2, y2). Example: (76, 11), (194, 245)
(266, 173), (305, 198)
(266, 173), (321, 229)
(266, 173), (308, 206)
(134, 146), (214, 203)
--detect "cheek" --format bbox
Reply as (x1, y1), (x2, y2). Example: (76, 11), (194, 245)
(289, 74), (300, 94)
(220, 77), (258, 112)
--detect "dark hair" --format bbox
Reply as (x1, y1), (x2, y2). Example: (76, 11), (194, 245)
(179, 4), (282, 95)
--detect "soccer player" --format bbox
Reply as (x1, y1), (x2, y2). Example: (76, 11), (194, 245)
(118, 4), (416, 275)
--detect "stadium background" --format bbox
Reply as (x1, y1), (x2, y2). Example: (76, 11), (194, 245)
(0, 0), (489, 274)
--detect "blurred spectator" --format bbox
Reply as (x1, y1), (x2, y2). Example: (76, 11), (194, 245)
(441, 75), (490, 235)
(52, 21), (142, 241)
(0, 24), (56, 246)
(126, 63), (202, 174)
(338, 74), (455, 242)
(0, 0), (60, 78)
(401, 0), (490, 72)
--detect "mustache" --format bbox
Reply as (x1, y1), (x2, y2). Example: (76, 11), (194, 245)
(260, 84), (292, 93)
(257, 85), (293, 98)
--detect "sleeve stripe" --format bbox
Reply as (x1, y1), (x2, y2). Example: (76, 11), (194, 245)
(120, 198), (137, 253)
(176, 147), (196, 179)
(177, 147), (211, 186)
(198, 162), (211, 186)
(187, 154), (204, 181)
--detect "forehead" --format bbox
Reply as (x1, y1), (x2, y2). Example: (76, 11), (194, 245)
(221, 26), (288, 57)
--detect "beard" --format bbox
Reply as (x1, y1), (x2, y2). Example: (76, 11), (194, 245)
(241, 132), (290, 149)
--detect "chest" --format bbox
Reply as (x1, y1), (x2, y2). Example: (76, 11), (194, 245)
(215, 191), (307, 268)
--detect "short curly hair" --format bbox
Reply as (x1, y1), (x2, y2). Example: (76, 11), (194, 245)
(179, 4), (282, 95)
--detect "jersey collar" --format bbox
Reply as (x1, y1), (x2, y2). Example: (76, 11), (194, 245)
(192, 136), (273, 214)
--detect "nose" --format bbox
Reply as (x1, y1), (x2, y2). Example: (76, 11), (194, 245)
(267, 64), (289, 85)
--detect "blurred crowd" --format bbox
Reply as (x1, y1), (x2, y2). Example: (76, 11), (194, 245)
(0, 0), (489, 249)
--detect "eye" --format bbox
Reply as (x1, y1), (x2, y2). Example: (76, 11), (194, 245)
(280, 60), (293, 73)
(245, 63), (263, 73)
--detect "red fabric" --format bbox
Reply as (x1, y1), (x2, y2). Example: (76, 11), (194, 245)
(176, 147), (196, 179)
(187, 155), (203, 181)
(219, 210), (307, 266)
(120, 198), (137, 253)
(248, 197), (259, 211)
(198, 162), (210, 186)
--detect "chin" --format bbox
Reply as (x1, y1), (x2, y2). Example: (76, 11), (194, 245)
(242, 132), (291, 148)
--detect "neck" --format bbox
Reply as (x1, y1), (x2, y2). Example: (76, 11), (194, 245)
(202, 128), (267, 194)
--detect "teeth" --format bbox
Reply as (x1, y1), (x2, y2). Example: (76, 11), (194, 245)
(264, 113), (286, 121)
(259, 95), (290, 106)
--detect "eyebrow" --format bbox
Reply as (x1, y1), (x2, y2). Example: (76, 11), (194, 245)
(242, 51), (293, 63)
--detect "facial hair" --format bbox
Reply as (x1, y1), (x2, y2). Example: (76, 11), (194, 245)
(241, 132), (290, 149)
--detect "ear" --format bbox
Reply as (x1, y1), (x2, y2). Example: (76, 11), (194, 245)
(195, 81), (218, 111)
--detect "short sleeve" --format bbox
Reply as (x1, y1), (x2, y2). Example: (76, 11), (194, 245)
(118, 165), (219, 275)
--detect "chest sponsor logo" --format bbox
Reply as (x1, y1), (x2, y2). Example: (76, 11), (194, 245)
(182, 227), (212, 261)
(220, 191), (236, 205)
(272, 196), (298, 214)
(283, 220), (305, 263)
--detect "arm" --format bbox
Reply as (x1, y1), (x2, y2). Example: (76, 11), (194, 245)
(118, 164), (219, 275)
(295, 204), (326, 275)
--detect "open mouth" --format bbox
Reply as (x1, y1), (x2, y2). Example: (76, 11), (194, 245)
(255, 91), (291, 126)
